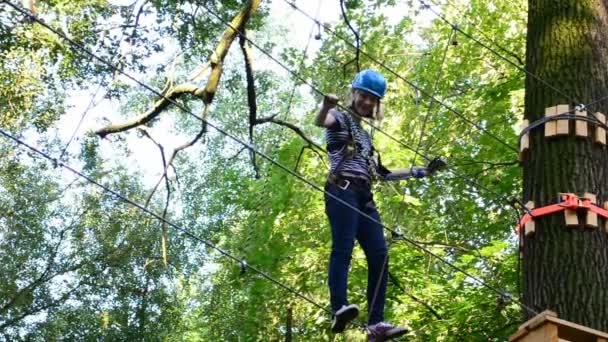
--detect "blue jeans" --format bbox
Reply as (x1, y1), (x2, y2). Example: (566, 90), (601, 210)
(325, 182), (388, 325)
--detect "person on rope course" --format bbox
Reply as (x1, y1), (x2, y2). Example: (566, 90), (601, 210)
(315, 69), (446, 341)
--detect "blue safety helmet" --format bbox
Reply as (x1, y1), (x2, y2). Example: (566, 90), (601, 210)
(351, 69), (387, 98)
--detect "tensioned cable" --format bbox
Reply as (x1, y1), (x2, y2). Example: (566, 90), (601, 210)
(3, 0), (539, 315)
(438, 0), (525, 67)
(59, 84), (103, 160)
(275, 0), (531, 210)
(279, 0), (321, 123)
(201, 2), (527, 211)
(410, 28), (454, 169)
(423, 0), (608, 125)
(278, 0), (608, 210)
(280, 0), (517, 154)
(370, 29), (455, 318)
(584, 94), (608, 111)
(59, 2), (147, 159)
(0, 126), (333, 316)
(419, 0), (577, 104)
(339, 0), (361, 72)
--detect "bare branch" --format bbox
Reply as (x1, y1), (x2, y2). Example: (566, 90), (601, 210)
(227, 146), (248, 162)
(255, 116), (324, 152)
(94, 0), (262, 138)
(240, 30), (260, 178)
(95, 84), (204, 138)
(0, 281), (87, 331)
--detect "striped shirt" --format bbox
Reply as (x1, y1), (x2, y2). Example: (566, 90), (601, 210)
(325, 109), (373, 180)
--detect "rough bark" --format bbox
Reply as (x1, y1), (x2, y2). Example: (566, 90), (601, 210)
(240, 31), (260, 178)
(523, 0), (608, 330)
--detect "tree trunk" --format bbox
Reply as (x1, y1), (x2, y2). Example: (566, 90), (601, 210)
(523, 0), (608, 331)
(285, 305), (292, 342)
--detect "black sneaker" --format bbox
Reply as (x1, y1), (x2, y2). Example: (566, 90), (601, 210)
(331, 304), (360, 333)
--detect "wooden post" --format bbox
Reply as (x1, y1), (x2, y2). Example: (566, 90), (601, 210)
(525, 201), (536, 236)
(545, 106), (558, 137)
(595, 112), (606, 145)
(556, 104), (570, 135)
(520, 119), (530, 162)
(584, 193), (598, 228)
(510, 310), (608, 342)
(576, 109), (589, 137)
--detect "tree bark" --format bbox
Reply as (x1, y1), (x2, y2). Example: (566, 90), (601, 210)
(285, 305), (292, 342)
(523, 0), (608, 330)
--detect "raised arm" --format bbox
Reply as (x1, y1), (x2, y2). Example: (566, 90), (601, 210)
(315, 94), (340, 128)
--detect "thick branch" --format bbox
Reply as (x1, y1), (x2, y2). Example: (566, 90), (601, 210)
(240, 30), (260, 177)
(95, 84), (204, 138)
(255, 116), (324, 152)
(95, 0), (262, 138)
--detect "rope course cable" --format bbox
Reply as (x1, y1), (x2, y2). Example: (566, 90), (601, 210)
(276, 0), (533, 216)
(370, 30), (455, 320)
(410, 28), (455, 170)
(59, 84), (103, 160)
(438, 0), (526, 66)
(339, 0), (361, 73)
(58, 1), (151, 160)
(202, 2), (527, 212)
(419, 0), (578, 104)
(3, 0), (540, 320)
(279, 0), (517, 155)
(0, 126), (334, 316)
(278, 0), (322, 133)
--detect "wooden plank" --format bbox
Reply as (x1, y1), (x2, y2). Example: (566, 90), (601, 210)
(510, 328), (528, 342)
(520, 119), (530, 162)
(595, 112), (606, 145)
(546, 315), (608, 339)
(523, 322), (559, 342)
(521, 119), (530, 151)
(576, 110), (589, 137)
(525, 201), (536, 236)
(556, 104), (570, 135)
(565, 209), (579, 226)
(519, 310), (558, 331)
(584, 193), (598, 228)
(545, 106), (558, 137)
(511, 310), (608, 342)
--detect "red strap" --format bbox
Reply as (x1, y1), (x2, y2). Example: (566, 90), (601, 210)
(517, 193), (608, 233)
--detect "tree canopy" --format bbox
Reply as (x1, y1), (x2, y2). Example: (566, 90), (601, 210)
(0, 0), (534, 340)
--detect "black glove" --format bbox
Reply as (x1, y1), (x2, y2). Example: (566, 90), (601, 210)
(426, 157), (447, 175)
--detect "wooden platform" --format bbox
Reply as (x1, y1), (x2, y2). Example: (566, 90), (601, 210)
(510, 310), (608, 342)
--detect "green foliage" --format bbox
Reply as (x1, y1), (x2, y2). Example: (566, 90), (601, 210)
(0, 0), (531, 340)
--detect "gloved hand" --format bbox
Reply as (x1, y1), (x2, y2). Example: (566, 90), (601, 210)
(426, 157), (447, 175)
(411, 167), (428, 178)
